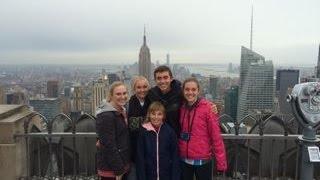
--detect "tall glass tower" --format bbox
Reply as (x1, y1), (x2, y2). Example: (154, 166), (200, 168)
(237, 46), (274, 121)
(276, 69), (299, 114)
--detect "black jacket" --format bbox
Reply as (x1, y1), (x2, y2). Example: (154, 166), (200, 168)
(95, 102), (131, 175)
(128, 95), (148, 162)
(145, 79), (183, 135)
(136, 122), (180, 180)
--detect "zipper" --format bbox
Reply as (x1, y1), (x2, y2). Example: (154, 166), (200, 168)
(156, 126), (161, 180)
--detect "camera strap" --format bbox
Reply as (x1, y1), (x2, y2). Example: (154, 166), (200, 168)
(181, 108), (197, 133)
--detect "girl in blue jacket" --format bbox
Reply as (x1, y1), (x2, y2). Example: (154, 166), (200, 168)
(136, 101), (180, 180)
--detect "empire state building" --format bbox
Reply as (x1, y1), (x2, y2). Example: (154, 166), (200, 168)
(139, 28), (151, 81)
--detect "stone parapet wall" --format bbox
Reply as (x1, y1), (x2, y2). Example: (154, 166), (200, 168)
(0, 105), (40, 180)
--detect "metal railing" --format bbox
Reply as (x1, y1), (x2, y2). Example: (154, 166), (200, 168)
(14, 112), (320, 180)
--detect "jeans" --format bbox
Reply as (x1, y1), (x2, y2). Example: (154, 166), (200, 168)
(126, 163), (137, 180)
(181, 161), (212, 180)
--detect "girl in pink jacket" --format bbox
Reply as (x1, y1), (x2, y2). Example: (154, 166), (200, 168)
(179, 77), (227, 180)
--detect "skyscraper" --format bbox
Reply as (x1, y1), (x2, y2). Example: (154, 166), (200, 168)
(0, 86), (4, 104)
(276, 69), (299, 114)
(72, 85), (83, 112)
(64, 87), (71, 98)
(102, 69), (107, 80)
(82, 85), (93, 115)
(6, 91), (27, 105)
(209, 76), (218, 100)
(47, 80), (59, 98)
(237, 47), (274, 121)
(138, 27), (151, 81)
(92, 78), (108, 113)
(107, 73), (120, 85)
(166, 53), (170, 66)
(29, 98), (61, 121)
(227, 63), (233, 73)
(239, 46), (265, 90)
(316, 44), (320, 78)
(224, 86), (239, 121)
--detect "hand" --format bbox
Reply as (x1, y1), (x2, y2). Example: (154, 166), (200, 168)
(210, 103), (218, 114)
(217, 171), (223, 176)
(116, 174), (123, 180)
(216, 171), (225, 180)
(115, 164), (129, 179)
(96, 140), (101, 148)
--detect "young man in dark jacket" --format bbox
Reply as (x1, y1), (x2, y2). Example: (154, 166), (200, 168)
(145, 65), (183, 135)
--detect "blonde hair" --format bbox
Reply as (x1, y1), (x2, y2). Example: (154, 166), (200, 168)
(107, 81), (127, 102)
(145, 101), (166, 122)
(131, 76), (150, 92)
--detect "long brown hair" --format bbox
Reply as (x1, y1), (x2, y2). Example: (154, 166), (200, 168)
(182, 77), (200, 90)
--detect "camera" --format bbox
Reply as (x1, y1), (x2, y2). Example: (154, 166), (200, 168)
(180, 132), (191, 141)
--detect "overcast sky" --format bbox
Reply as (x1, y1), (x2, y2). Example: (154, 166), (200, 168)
(0, 0), (319, 65)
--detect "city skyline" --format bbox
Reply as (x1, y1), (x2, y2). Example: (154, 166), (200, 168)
(0, 0), (319, 65)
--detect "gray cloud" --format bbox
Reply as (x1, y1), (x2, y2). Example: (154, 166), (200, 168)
(0, 0), (319, 65)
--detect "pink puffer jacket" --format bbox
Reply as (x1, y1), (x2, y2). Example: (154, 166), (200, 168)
(178, 98), (227, 171)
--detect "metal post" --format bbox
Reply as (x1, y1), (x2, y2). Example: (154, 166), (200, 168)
(298, 127), (319, 180)
(287, 82), (320, 180)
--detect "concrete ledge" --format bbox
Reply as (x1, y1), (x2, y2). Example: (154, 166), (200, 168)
(0, 144), (16, 180)
(0, 105), (41, 179)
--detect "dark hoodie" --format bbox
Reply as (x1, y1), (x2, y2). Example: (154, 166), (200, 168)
(145, 79), (183, 135)
(128, 95), (148, 163)
(95, 101), (131, 176)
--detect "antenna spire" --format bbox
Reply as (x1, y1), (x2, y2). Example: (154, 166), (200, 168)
(143, 25), (146, 45)
(250, 3), (253, 50)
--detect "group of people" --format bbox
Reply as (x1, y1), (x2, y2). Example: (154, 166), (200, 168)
(95, 65), (227, 180)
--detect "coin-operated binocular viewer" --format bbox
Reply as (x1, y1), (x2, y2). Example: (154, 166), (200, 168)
(287, 82), (320, 180)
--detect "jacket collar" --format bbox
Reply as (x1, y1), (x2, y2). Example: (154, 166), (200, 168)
(95, 100), (125, 116)
(142, 122), (163, 133)
(183, 97), (202, 109)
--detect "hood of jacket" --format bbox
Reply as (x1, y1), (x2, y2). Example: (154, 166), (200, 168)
(95, 100), (117, 116)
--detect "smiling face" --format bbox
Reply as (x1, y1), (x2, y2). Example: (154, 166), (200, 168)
(110, 85), (128, 107)
(149, 110), (164, 128)
(134, 79), (149, 100)
(183, 81), (200, 105)
(155, 71), (173, 94)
